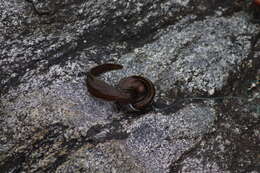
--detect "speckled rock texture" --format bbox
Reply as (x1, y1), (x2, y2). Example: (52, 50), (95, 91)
(0, 0), (259, 173)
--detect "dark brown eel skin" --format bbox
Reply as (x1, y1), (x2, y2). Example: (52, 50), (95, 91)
(118, 75), (155, 110)
(86, 64), (156, 111)
(86, 64), (133, 104)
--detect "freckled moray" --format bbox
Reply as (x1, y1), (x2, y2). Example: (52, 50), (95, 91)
(86, 64), (155, 112)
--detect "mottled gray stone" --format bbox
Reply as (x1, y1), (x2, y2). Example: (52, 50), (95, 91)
(177, 156), (224, 173)
(56, 141), (146, 173)
(0, 0), (259, 172)
(116, 13), (257, 95)
(0, 81), (115, 146)
(125, 104), (215, 173)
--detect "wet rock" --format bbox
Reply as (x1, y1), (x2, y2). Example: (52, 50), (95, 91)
(0, 0), (259, 172)
(115, 13), (257, 96)
(125, 104), (215, 173)
(55, 141), (145, 173)
(170, 74), (260, 173)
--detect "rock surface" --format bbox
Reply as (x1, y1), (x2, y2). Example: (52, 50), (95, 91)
(0, 0), (259, 172)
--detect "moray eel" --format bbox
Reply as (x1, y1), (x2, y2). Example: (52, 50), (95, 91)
(118, 75), (155, 111)
(86, 64), (133, 104)
(86, 64), (155, 111)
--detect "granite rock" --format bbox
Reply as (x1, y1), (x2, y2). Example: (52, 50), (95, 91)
(0, 0), (259, 172)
